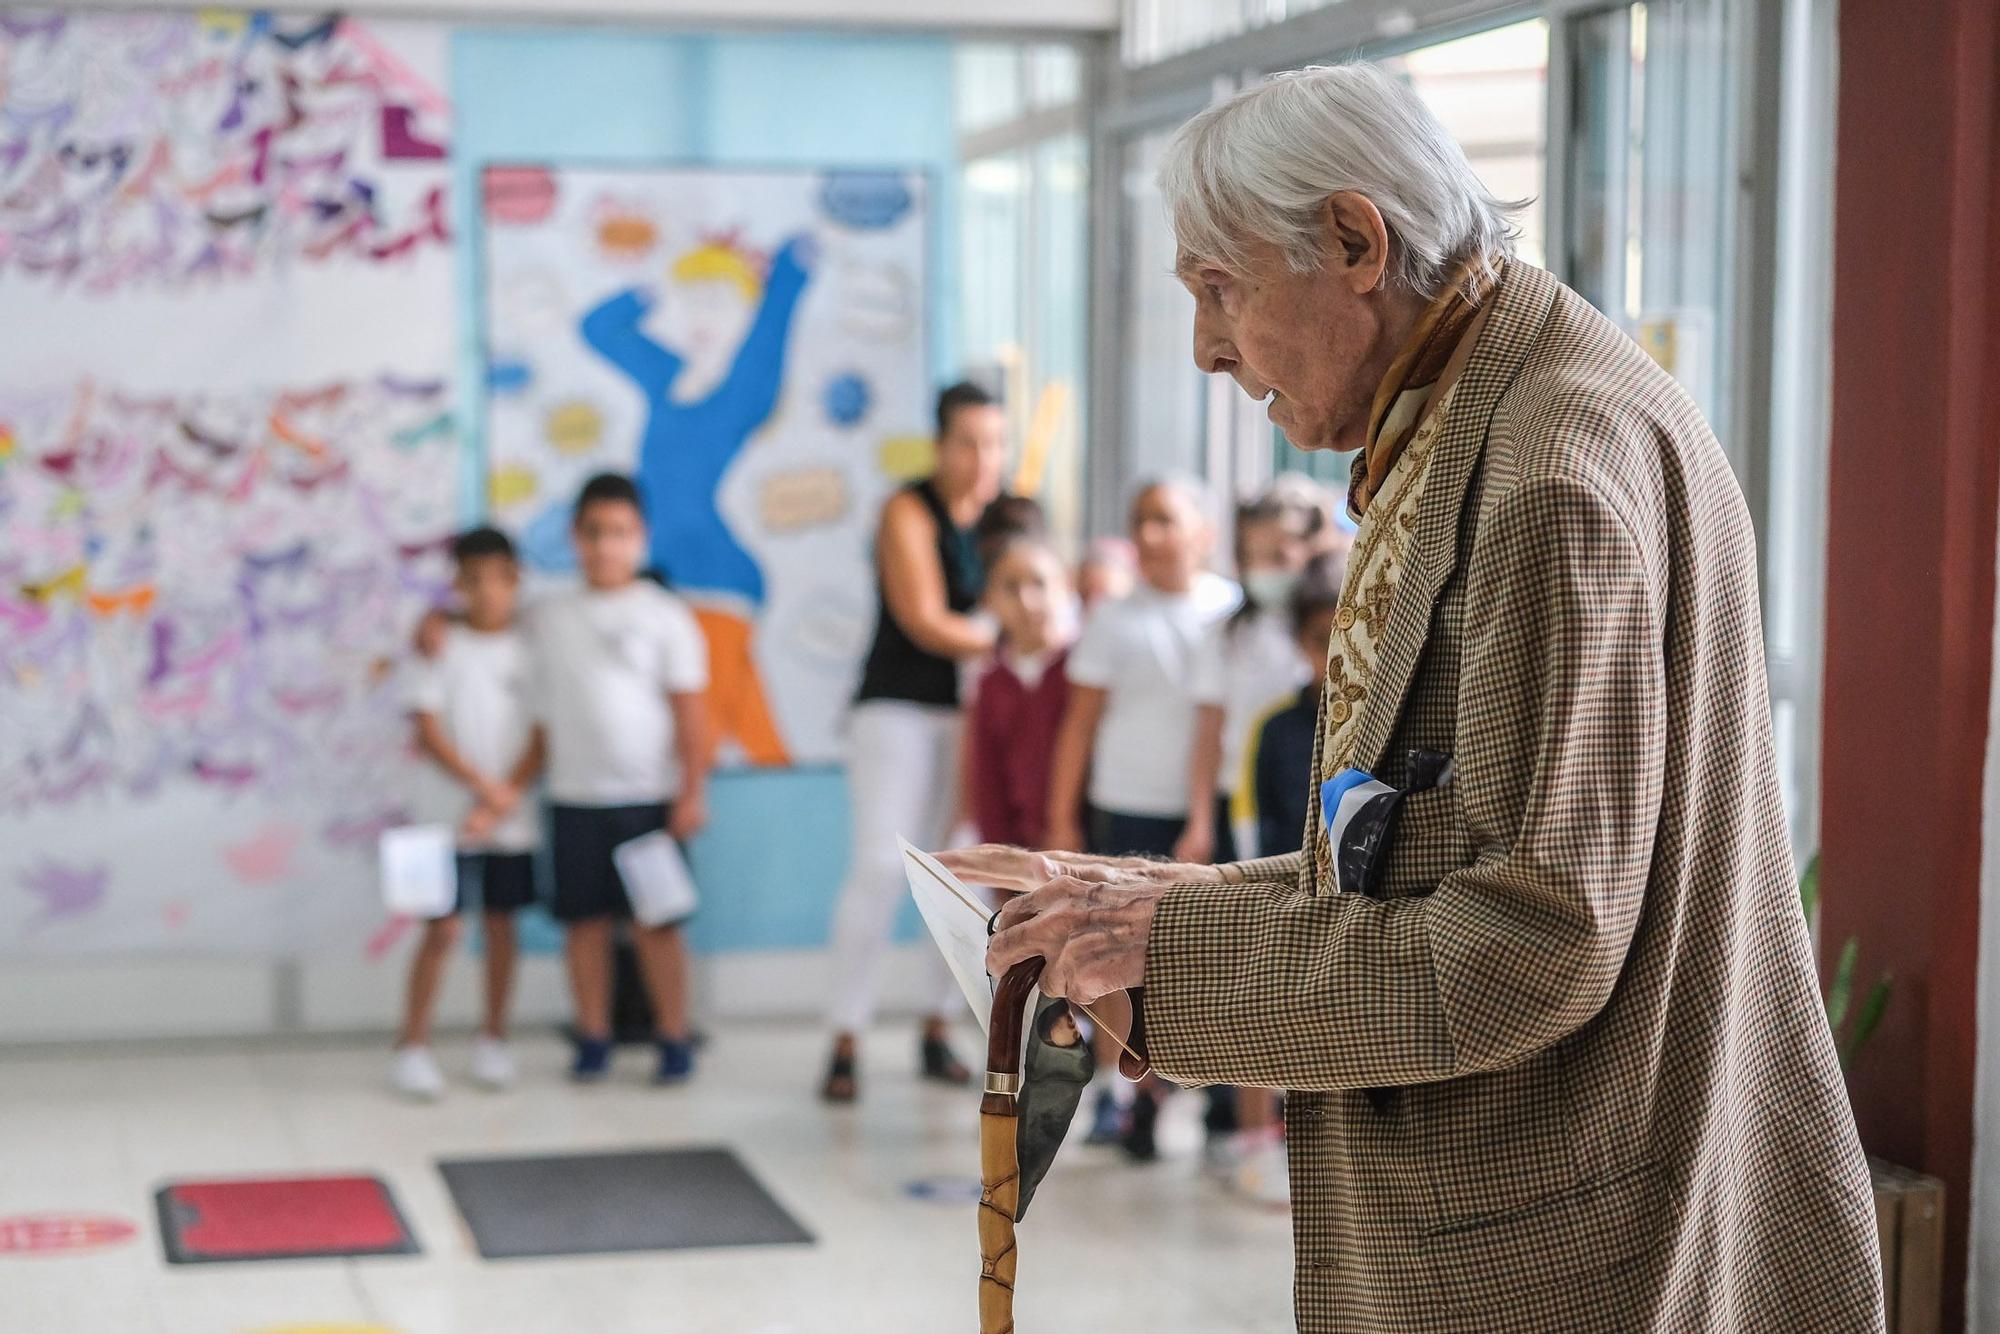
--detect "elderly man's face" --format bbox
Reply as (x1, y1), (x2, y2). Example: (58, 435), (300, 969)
(1180, 192), (1417, 454)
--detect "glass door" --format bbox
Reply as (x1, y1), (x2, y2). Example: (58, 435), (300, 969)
(1115, 123), (1208, 493)
(1562, 0), (1737, 435)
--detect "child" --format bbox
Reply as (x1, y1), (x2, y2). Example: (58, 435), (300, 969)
(973, 494), (1051, 569)
(1213, 485), (1334, 862)
(966, 533), (1075, 850)
(1251, 550), (1348, 862)
(1181, 483), (1331, 1172)
(1048, 476), (1239, 1156)
(1224, 548), (1347, 1207)
(532, 473), (714, 1084)
(394, 527), (544, 1100)
(1248, 548), (1344, 892)
(1048, 477), (1238, 860)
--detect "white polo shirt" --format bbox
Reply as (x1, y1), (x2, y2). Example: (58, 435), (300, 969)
(528, 582), (710, 807)
(1066, 572), (1240, 818)
(404, 624), (539, 852)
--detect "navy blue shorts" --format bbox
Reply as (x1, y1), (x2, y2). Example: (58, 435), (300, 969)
(549, 802), (672, 923)
(1086, 798), (1238, 864)
(451, 851), (537, 916)
(1087, 808), (1182, 859)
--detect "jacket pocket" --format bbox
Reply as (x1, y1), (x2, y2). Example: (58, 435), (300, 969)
(1377, 784), (1477, 899)
(1404, 1048), (1583, 1226)
(1420, 1159), (1664, 1316)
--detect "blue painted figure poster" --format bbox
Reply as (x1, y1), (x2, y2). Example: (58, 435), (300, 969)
(480, 164), (930, 767)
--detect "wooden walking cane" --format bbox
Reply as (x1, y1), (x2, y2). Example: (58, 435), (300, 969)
(980, 957), (1043, 1334)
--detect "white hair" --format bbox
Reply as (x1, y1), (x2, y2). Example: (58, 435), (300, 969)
(1157, 62), (1524, 300)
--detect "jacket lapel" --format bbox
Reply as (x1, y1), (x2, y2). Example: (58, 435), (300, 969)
(1346, 263), (1561, 776)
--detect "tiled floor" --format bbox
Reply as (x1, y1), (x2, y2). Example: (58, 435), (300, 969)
(0, 1021), (1295, 1333)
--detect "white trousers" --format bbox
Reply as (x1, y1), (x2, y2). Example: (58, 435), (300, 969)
(825, 699), (966, 1034)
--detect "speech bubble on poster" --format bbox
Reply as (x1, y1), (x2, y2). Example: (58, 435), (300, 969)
(758, 468), (849, 533)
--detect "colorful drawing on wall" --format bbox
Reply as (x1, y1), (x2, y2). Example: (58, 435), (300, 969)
(481, 164), (930, 767)
(0, 8), (455, 959)
(0, 377), (459, 954)
(0, 9), (451, 290)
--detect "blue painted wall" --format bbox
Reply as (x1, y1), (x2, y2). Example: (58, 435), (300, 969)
(449, 28), (958, 953)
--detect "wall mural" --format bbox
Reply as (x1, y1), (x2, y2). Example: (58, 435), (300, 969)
(0, 8), (449, 289)
(481, 164), (931, 767)
(0, 9), (455, 956)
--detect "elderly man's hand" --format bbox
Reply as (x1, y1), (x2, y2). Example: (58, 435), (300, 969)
(939, 844), (1226, 896)
(936, 844), (1117, 895)
(935, 844), (1060, 895)
(985, 875), (1167, 1005)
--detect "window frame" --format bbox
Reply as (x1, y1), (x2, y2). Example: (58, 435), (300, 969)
(1088, 0), (1822, 857)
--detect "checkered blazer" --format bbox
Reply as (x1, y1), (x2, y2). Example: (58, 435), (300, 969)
(1144, 263), (1883, 1332)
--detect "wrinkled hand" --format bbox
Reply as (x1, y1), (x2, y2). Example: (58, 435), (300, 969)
(936, 844), (1113, 896)
(935, 843), (1061, 895)
(985, 875), (1166, 1005)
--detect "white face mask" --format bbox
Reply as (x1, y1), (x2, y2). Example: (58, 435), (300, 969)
(1243, 568), (1299, 610)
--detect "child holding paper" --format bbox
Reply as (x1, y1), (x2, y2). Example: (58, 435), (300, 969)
(966, 532), (1075, 850)
(394, 527), (545, 1101)
(532, 473), (713, 1084)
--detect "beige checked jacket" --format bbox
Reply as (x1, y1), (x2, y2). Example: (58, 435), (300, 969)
(1144, 263), (1883, 1332)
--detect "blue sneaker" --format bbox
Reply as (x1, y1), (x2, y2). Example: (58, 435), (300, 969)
(1085, 1089), (1125, 1145)
(569, 1034), (612, 1083)
(655, 1037), (695, 1084)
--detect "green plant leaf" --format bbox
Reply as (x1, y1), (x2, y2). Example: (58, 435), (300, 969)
(1839, 973), (1893, 1070)
(1799, 853), (1820, 923)
(1827, 936), (1858, 1033)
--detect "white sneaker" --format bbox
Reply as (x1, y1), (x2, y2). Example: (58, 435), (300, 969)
(391, 1046), (446, 1101)
(470, 1035), (516, 1090)
(1231, 1138), (1292, 1210)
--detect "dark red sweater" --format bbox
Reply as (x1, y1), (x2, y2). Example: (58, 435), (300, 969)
(968, 648), (1071, 848)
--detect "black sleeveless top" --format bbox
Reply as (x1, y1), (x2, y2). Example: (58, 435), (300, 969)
(854, 480), (983, 708)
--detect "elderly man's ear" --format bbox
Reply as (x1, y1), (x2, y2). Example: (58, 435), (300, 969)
(1322, 191), (1393, 294)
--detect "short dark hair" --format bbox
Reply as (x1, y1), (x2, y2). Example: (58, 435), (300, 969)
(972, 494), (1047, 570)
(574, 472), (644, 523)
(1288, 550), (1348, 635)
(936, 380), (997, 438)
(452, 526), (517, 566)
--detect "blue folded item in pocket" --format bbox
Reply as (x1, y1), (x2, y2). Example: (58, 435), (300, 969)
(1321, 768), (1403, 898)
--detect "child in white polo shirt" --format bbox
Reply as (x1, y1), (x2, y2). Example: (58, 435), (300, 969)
(532, 473), (713, 1084)
(394, 526), (544, 1100)
(1045, 476), (1241, 1158)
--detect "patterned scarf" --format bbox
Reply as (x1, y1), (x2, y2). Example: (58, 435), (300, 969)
(1347, 258), (1502, 518)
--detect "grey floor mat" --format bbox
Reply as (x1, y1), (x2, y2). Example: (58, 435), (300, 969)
(437, 1146), (813, 1260)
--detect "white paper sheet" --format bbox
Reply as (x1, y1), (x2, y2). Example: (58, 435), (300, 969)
(379, 824), (457, 918)
(900, 836), (996, 1033)
(614, 831), (700, 927)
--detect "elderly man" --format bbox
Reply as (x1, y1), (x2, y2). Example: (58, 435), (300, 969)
(945, 63), (1881, 1332)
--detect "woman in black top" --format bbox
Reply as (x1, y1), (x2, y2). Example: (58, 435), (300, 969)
(821, 383), (1006, 1103)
